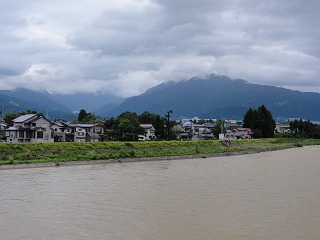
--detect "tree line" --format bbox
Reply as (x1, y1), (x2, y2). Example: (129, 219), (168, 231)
(287, 119), (320, 139)
(3, 105), (320, 141)
(77, 109), (176, 141)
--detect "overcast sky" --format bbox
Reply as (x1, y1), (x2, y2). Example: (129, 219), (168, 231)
(0, 0), (319, 97)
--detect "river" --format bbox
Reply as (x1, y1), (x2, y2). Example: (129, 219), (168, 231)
(1, 146), (320, 240)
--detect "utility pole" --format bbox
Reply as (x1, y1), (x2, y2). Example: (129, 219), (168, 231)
(0, 105), (4, 123)
(165, 109), (173, 140)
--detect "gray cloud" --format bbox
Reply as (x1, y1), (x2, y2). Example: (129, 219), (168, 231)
(0, 0), (319, 96)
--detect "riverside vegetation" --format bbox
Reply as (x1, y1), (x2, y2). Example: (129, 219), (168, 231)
(1, 138), (320, 166)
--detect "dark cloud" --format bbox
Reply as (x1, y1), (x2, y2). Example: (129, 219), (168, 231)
(0, 0), (319, 96)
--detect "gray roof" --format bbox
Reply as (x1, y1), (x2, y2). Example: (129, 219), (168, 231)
(6, 126), (19, 131)
(139, 124), (154, 129)
(13, 114), (37, 123)
(77, 124), (95, 128)
(204, 123), (215, 128)
(87, 132), (100, 138)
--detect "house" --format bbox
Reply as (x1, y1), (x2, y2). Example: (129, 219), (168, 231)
(275, 124), (291, 133)
(172, 124), (193, 140)
(52, 120), (104, 142)
(0, 122), (7, 140)
(172, 124), (185, 140)
(51, 121), (75, 142)
(198, 127), (214, 140)
(75, 124), (103, 142)
(6, 114), (54, 143)
(204, 122), (215, 129)
(138, 124), (156, 141)
(226, 127), (253, 139)
(193, 124), (204, 134)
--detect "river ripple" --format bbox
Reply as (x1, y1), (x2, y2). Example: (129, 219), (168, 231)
(1, 146), (320, 240)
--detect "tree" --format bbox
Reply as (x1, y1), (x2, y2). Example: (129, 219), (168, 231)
(78, 109), (87, 122)
(257, 105), (276, 138)
(139, 111), (153, 124)
(242, 105), (276, 138)
(153, 114), (166, 139)
(4, 112), (21, 126)
(81, 112), (97, 123)
(212, 121), (224, 139)
(289, 119), (320, 139)
(242, 107), (254, 129)
(77, 109), (99, 123)
(112, 112), (141, 141)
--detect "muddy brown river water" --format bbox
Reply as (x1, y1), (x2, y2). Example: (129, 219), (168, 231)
(1, 146), (320, 240)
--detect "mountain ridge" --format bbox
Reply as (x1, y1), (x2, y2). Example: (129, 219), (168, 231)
(1, 74), (320, 122)
(103, 74), (320, 121)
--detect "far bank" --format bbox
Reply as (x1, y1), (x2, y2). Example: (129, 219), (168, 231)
(1, 138), (319, 170)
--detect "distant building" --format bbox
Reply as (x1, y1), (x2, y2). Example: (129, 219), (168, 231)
(172, 124), (187, 140)
(275, 124), (291, 133)
(0, 122), (8, 141)
(225, 127), (253, 139)
(6, 114), (54, 143)
(52, 120), (104, 142)
(224, 120), (242, 131)
(138, 124), (156, 141)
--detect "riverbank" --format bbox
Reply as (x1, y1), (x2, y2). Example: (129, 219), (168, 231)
(1, 138), (319, 170)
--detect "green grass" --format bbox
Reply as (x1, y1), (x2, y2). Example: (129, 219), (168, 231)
(0, 138), (319, 165)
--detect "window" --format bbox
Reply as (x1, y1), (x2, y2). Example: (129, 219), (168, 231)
(44, 132), (50, 139)
(26, 132), (32, 139)
(78, 132), (84, 136)
(42, 123), (48, 128)
(19, 131), (24, 138)
(37, 131), (43, 139)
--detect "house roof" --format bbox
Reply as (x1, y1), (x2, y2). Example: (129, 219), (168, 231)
(6, 126), (20, 131)
(204, 123), (215, 128)
(139, 124), (154, 129)
(77, 124), (95, 128)
(87, 132), (100, 138)
(226, 122), (241, 127)
(237, 128), (252, 131)
(13, 114), (37, 123)
(172, 124), (185, 132)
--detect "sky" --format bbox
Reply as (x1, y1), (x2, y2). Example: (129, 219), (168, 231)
(0, 0), (319, 97)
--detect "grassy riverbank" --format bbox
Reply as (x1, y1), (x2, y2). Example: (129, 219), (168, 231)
(1, 138), (319, 166)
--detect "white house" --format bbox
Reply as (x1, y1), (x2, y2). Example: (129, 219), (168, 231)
(6, 114), (54, 143)
(52, 121), (104, 142)
(225, 127), (253, 139)
(138, 124), (156, 141)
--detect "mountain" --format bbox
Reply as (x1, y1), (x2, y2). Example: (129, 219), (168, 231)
(48, 92), (124, 113)
(104, 74), (320, 121)
(0, 88), (75, 120)
(95, 102), (121, 116)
